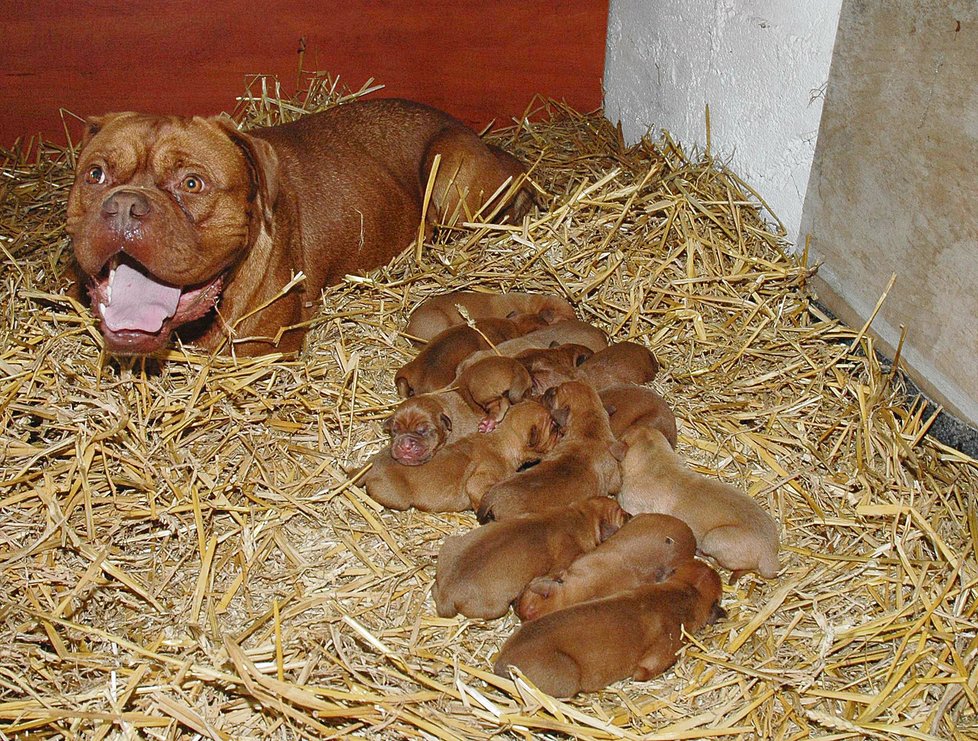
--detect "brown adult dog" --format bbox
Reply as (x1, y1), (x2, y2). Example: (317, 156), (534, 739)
(477, 381), (624, 522)
(456, 356), (533, 432)
(618, 426), (781, 581)
(385, 390), (481, 466)
(600, 384), (678, 447)
(363, 400), (558, 512)
(66, 99), (532, 356)
(405, 291), (576, 342)
(456, 320), (608, 377)
(494, 559), (724, 697)
(514, 343), (594, 394)
(433, 497), (627, 620)
(515, 513), (696, 621)
(394, 314), (545, 398)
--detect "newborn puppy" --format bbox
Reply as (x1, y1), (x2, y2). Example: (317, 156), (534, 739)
(405, 291), (576, 342)
(514, 343), (594, 394)
(363, 400), (558, 511)
(600, 384), (678, 448)
(517, 342), (657, 393)
(457, 319), (608, 376)
(575, 342), (659, 390)
(516, 513), (696, 621)
(433, 496), (627, 620)
(385, 390), (481, 465)
(618, 426), (780, 581)
(456, 355), (533, 432)
(477, 381), (624, 522)
(395, 314), (546, 397)
(494, 559), (724, 697)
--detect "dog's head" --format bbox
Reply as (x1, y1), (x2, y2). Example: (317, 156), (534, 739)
(66, 113), (278, 355)
(385, 395), (453, 465)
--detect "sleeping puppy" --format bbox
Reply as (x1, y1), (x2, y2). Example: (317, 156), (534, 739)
(385, 390), (481, 465)
(432, 496), (627, 620)
(514, 343), (593, 394)
(456, 355), (534, 432)
(618, 425), (781, 582)
(405, 291), (577, 343)
(395, 313), (546, 398)
(600, 384), (678, 447)
(494, 559), (724, 697)
(515, 513), (696, 621)
(477, 381), (624, 522)
(456, 319), (608, 377)
(363, 400), (558, 512)
(574, 342), (658, 390)
(518, 342), (658, 393)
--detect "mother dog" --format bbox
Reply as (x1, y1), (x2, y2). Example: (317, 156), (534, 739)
(66, 99), (532, 356)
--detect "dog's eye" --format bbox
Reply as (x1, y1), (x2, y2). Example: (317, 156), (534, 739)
(181, 174), (205, 193)
(85, 165), (106, 185)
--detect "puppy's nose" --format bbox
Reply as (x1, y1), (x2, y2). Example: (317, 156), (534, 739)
(101, 189), (151, 229)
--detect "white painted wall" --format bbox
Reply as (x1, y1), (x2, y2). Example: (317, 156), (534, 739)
(604, 0), (843, 248)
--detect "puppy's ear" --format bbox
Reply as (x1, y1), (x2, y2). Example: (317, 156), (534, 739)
(603, 402), (617, 417)
(439, 413), (453, 432)
(382, 415), (394, 434)
(574, 349), (592, 366)
(538, 307), (556, 323)
(653, 565), (676, 582)
(527, 577), (559, 598)
(395, 376), (413, 399)
(599, 513), (622, 541)
(548, 340), (561, 349)
(551, 405), (570, 429)
(213, 118), (280, 233)
(708, 600), (727, 625)
(609, 440), (628, 461)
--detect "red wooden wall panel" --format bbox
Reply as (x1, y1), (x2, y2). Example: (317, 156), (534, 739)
(0, 1), (609, 148)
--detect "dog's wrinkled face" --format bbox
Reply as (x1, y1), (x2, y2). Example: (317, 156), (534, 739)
(386, 397), (452, 466)
(66, 112), (272, 355)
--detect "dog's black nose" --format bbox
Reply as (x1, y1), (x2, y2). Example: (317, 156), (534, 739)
(102, 189), (150, 228)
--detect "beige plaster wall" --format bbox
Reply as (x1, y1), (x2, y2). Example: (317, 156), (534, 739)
(799, 0), (978, 426)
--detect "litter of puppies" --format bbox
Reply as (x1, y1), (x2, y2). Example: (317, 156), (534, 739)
(366, 289), (772, 694)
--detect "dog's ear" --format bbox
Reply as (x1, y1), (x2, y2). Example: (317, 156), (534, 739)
(609, 439), (628, 461)
(551, 405), (570, 429)
(395, 376), (413, 399)
(213, 118), (279, 233)
(382, 415), (394, 434)
(77, 112), (140, 151)
(575, 348), (592, 366)
(527, 576), (559, 597)
(708, 600), (727, 625)
(548, 340), (561, 349)
(439, 413), (453, 432)
(80, 115), (107, 150)
(596, 500), (627, 540)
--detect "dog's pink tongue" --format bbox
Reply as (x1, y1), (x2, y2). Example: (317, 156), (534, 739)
(102, 262), (182, 334)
